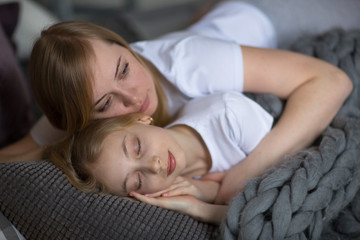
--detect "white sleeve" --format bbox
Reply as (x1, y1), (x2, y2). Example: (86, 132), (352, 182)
(132, 33), (244, 95)
(226, 92), (273, 154)
(172, 36), (244, 97)
(131, 34), (244, 97)
(30, 115), (66, 146)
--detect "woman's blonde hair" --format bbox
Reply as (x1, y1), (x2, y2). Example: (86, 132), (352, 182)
(30, 21), (170, 135)
(44, 113), (145, 194)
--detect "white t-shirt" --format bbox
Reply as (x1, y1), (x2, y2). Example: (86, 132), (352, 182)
(167, 91), (273, 173)
(30, 1), (276, 146)
(130, 1), (276, 116)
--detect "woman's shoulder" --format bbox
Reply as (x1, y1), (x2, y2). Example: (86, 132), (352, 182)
(132, 34), (244, 99)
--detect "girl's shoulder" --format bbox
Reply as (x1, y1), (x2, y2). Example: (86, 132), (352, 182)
(168, 91), (272, 130)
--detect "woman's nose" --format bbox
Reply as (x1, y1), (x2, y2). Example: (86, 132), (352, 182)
(121, 91), (138, 107)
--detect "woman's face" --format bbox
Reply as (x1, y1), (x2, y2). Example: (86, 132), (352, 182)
(90, 39), (158, 119)
(89, 122), (186, 197)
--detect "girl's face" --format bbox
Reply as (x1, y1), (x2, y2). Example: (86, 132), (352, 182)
(90, 39), (158, 119)
(89, 121), (186, 197)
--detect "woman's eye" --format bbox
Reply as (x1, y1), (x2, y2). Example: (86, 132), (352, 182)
(99, 97), (111, 112)
(136, 138), (141, 155)
(121, 63), (129, 78)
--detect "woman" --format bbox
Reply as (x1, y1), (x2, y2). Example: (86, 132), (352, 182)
(0, 1), (353, 203)
(45, 91), (274, 224)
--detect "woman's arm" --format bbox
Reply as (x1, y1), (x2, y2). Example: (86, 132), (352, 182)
(0, 134), (39, 155)
(0, 146), (43, 163)
(0, 134), (43, 162)
(0, 116), (66, 162)
(215, 46), (353, 204)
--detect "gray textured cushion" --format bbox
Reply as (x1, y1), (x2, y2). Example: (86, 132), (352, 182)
(0, 161), (216, 240)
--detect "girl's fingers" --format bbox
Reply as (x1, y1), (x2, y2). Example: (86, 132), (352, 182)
(130, 191), (179, 210)
(130, 191), (156, 203)
(130, 191), (195, 214)
(161, 185), (196, 198)
(145, 190), (167, 198)
(146, 180), (191, 197)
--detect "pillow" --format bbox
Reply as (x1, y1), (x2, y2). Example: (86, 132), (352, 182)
(0, 3), (35, 148)
(0, 161), (217, 240)
(0, 211), (25, 240)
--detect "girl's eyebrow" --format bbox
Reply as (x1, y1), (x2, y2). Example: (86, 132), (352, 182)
(114, 56), (121, 80)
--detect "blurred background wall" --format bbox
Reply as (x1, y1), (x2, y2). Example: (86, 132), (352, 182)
(13, 0), (217, 61)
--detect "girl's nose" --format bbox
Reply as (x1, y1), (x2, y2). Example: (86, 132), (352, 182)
(147, 155), (161, 174)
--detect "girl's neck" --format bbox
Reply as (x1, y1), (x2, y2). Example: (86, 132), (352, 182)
(167, 125), (211, 178)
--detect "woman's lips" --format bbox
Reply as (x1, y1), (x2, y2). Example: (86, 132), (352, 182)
(139, 94), (150, 113)
(167, 151), (176, 176)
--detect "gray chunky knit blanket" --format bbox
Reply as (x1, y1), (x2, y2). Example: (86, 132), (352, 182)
(223, 29), (360, 240)
(0, 29), (359, 240)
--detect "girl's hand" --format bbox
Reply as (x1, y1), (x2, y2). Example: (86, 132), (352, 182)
(145, 176), (199, 197)
(130, 191), (228, 225)
(145, 176), (219, 203)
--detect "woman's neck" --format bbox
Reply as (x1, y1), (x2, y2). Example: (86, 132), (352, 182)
(167, 125), (211, 178)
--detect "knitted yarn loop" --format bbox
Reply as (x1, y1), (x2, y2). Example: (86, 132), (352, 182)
(221, 30), (360, 240)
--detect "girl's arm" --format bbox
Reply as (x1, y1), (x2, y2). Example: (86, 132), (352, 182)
(131, 191), (228, 225)
(145, 176), (220, 203)
(215, 46), (353, 204)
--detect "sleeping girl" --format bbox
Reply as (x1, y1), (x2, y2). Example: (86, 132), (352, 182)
(44, 91), (274, 224)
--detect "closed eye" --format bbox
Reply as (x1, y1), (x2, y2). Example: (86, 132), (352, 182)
(98, 96), (111, 112)
(137, 172), (142, 190)
(137, 138), (141, 155)
(121, 63), (129, 78)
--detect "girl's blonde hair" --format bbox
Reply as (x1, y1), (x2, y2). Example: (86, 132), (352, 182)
(30, 21), (170, 135)
(44, 113), (145, 194)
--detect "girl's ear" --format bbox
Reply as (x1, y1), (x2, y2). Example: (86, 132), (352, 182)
(137, 116), (154, 125)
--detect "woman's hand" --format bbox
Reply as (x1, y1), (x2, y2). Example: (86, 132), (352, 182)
(130, 191), (228, 225)
(145, 176), (220, 203)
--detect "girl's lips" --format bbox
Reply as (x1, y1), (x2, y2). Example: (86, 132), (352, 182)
(167, 151), (176, 176)
(139, 94), (150, 113)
